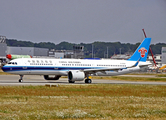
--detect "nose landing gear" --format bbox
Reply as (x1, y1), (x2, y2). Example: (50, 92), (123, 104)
(19, 75), (23, 83)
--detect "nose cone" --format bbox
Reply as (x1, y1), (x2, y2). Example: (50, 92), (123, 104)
(2, 65), (7, 72)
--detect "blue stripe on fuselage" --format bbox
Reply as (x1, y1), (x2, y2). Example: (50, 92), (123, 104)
(2, 65), (104, 72)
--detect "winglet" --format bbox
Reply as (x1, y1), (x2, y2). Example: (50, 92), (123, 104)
(127, 57), (141, 68)
(128, 38), (151, 62)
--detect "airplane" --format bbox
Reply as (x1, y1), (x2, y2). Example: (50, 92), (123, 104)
(6, 54), (32, 60)
(2, 38), (152, 83)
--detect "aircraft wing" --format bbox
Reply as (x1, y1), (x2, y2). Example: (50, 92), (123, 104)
(83, 59), (141, 74)
(139, 62), (152, 68)
(83, 67), (123, 74)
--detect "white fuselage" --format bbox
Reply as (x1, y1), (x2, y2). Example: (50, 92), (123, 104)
(2, 58), (150, 76)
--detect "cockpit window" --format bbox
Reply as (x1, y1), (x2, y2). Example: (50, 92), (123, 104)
(8, 62), (17, 65)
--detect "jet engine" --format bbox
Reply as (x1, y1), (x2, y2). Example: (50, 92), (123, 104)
(44, 75), (61, 80)
(68, 70), (85, 81)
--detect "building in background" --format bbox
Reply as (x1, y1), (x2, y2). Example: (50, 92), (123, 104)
(48, 49), (74, 58)
(48, 45), (84, 59)
(0, 36), (7, 63)
(111, 54), (131, 60)
(147, 54), (162, 68)
(48, 49), (65, 58)
(162, 47), (166, 65)
(64, 50), (74, 58)
(7, 47), (49, 57)
(73, 45), (84, 59)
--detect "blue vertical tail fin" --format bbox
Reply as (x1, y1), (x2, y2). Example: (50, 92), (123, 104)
(127, 38), (151, 62)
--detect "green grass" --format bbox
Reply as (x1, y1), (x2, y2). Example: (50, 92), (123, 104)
(157, 74), (166, 77)
(0, 70), (12, 75)
(0, 85), (166, 119)
(112, 76), (166, 81)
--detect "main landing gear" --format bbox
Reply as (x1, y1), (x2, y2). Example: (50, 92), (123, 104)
(85, 78), (92, 83)
(19, 75), (23, 83)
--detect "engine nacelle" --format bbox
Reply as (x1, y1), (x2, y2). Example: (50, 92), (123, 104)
(68, 70), (85, 81)
(44, 75), (61, 80)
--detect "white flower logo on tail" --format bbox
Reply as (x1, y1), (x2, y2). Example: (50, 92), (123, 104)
(138, 47), (147, 58)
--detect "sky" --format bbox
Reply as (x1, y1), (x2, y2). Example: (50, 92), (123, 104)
(0, 0), (166, 44)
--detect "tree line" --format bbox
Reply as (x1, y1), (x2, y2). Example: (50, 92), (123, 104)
(6, 39), (166, 58)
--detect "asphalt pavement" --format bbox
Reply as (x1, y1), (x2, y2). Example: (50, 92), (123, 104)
(0, 75), (166, 86)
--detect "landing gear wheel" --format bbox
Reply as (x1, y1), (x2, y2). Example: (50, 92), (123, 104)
(19, 75), (24, 83)
(85, 79), (92, 84)
(19, 79), (23, 83)
(68, 80), (75, 83)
